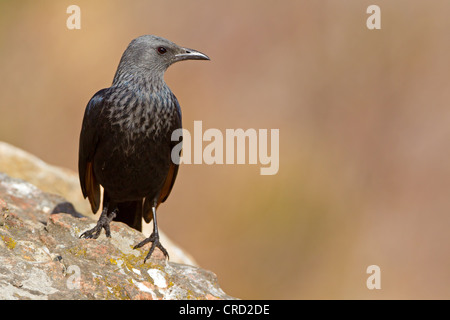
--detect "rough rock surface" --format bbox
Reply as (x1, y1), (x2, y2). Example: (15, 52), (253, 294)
(0, 172), (234, 300)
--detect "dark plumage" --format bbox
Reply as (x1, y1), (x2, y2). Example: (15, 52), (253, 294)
(78, 35), (209, 262)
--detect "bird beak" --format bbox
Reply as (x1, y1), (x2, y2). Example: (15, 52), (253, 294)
(174, 47), (210, 62)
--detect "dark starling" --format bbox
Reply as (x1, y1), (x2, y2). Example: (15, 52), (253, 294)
(78, 35), (209, 262)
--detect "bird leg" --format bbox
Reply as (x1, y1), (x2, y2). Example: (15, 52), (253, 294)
(134, 206), (169, 262)
(80, 204), (117, 239)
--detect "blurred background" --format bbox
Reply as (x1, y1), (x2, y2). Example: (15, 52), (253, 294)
(1, 0), (449, 299)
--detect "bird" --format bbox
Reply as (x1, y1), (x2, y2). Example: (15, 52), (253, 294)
(78, 35), (209, 262)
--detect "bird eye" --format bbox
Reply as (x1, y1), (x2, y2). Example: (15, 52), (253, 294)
(157, 46), (167, 54)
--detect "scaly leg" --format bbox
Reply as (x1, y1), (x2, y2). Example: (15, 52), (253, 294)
(133, 206), (169, 262)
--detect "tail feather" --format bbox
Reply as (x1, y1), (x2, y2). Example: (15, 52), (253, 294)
(114, 200), (143, 231)
(143, 197), (154, 224)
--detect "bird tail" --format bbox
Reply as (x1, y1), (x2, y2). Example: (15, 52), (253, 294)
(114, 200), (143, 231)
(143, 197), (154, 224)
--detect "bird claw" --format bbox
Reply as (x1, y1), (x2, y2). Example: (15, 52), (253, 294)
(79, 223), (112, 239)
(80, 210), (116, 239)
(79, 225), (103, 239)
(134, 232), (169, 262)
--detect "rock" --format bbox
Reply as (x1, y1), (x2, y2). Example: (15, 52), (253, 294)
(0, 172), (235, 300)
(0, 141), (198, 266)
(0, 141), (88, 216)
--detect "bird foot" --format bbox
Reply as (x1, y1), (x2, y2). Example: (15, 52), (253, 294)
(134, 232), (169, 262)
(80, 210), (117, 239)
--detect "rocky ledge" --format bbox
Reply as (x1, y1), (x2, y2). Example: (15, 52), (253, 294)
(0, 143), (235, 300)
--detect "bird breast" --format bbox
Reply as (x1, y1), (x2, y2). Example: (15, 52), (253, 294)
(105, 86), (178, 145)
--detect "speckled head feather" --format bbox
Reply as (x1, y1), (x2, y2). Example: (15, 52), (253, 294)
(113, 35), (209, 85)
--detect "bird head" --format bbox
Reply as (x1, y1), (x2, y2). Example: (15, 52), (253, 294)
(115, 35), (210, 78)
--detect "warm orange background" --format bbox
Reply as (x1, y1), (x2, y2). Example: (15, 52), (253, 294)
(1, 0), (449, 299)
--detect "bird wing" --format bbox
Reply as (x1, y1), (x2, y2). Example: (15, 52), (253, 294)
(78, 88), (108, 214)
(158, 159), (180, 205)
